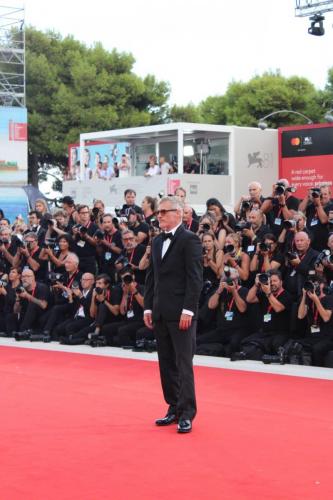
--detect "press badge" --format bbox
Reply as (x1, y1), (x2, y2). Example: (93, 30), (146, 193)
(225, 311), (234, 321)
(62, 291), (68, 299)
(310, 219), (318, 227)
(290, 269), (296, 277)
(77, 240), (85, 248)
(263, 313), (272, 323)
(274, 218), (282, 226)
(247, 245), (255, 253)
(311, 325), (320, 334)
(127, 310), (134, 319)
(105, 252), (112, 261)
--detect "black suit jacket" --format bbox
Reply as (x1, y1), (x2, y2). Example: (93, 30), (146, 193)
(144, 225), (203, 321)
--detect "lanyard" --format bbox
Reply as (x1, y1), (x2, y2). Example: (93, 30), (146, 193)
(311, 302), (320, 326)
(67, 270), (79, 288)
(105, 233), (114, 244)
(187, 220), (192, 231)
(127, 292), (135, 311)
(227, 286), (240, 311)
(267, 289), (284, 314)
(127, 249), (135, 263)
(31, 286), (36, 297)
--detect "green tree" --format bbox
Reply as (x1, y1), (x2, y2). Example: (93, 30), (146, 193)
(167, 103), (203, 123)
(25, 27), (170, 186)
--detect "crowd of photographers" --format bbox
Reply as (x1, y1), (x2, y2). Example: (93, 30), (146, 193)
(1, 179), (333, 367)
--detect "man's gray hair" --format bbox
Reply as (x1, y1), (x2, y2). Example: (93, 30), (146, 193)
(0, 227), (11, 235)
(24, 231), (38, 241)
(159, 196), (184, 212)
(66, 252), (79, 264)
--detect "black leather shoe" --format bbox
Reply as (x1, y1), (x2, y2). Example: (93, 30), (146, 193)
(177, 419), (192, 433)
(155, 414), (177, 426)
(230, 351), (247, 361)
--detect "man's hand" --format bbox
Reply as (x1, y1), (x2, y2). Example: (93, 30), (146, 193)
(307, 290), (319, 303)
(144, 312), (153, 329)
(290, 257), (301, 267)
(261, 282), (271, 295)
(179, 313), (192, 331)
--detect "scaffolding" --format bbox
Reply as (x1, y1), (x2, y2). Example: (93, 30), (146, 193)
(0, 4), (25, 107)
(295, 0), (333, 17)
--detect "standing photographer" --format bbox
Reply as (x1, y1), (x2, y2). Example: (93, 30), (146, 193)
(0, 267), (21, 337)
(119, 229), (146, 284)
(72, 205), (99, 274)
(299, 183), (333, 251)
(234, 181), (264, 219)
(95, 214), (123, 277)
(13, 232), (48, 282)
(231, 270), (292, 361)
(277, 212), (311, 253)
(250, 233), (284, 274)
(223, 233), (250, 283)
(127, 209), (150, 246)
(0, 227), (18, 272)
(297, 277), (333, 366)
(261, 179), (299, 235)
(39, 234), (72, 275)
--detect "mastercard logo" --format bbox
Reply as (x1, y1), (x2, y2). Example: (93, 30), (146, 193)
(290, 137), (301, 146)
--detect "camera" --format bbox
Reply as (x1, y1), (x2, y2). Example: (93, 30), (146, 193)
(94, 229), (105, 240)
(115, 255), (129, 267)
(0, 238), (9, 245)
(223, 266), (233, 285)
(43, 238), (57, 249)
(240, 200), (251, 212)
(287, 251), (298, 261)
(262, 347), (285, 365)
(283, 219), (296, 229)
(16, 285), (25, 294)
(274, 183), (296, 196)
(259, 242), (270, 252)
(201, 223), (211, 232)
(0, 278), (8, 287)
(72, 280), (80, 290)
(95, 287), (104, 295)
(315, 249), (331, 266)
(235, 221), (251, 232)
(201, 279), (213, 295)
(224, 244), (235, 255)
(49, 272), (64, 285)
(122, 274), (134, 285)
(303, 280), (320, 295)
(88, 335), (107, 347)
(258, 273), (269, 285)
(310, 188), (321, 198)
(79, 225), (88, 235)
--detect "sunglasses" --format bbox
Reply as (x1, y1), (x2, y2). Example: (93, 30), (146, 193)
(156, 209), (177, 216)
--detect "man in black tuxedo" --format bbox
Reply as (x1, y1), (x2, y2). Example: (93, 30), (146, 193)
(144, 196), (203, 434)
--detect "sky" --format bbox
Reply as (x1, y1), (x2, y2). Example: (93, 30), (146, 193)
(5, 0), (333, 105)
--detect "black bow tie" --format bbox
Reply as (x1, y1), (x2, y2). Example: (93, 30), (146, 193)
(162, 232), (174, 241)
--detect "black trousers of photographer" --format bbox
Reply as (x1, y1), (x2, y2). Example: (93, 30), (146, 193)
(196, 327), (248, 356)
(53, 316), (93, 340)
(40, 303), (76, 336)
(6, 304), (48, 333)
(298, 335), (333, 366)
(240, 330), (289, 360)
(101, 319), (144, 346)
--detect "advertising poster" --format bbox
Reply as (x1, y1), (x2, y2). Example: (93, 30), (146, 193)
(67, 141), (129, 180)
(0, 106), (28, 185)
(279, 123), (333, 199)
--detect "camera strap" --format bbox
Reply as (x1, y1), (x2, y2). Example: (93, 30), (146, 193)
(267, 289), (284, 314)
(67, 270), (79, 289)
(311, 303), (319, 327)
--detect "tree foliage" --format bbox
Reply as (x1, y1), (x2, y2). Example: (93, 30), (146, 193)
(25, 27), (170, 185)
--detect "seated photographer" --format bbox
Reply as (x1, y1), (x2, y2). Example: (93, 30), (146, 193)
(55, 273), (96, 344)
(95, 213), (123, 278)
(0, 267), (21, 336)
(231, 270), (292, 361)
(100, 267), (144, 347)
(297, 277), (333, 366)
(223, 232), (250, 283)
(12, 268), (49, 339)
(261, 179), (299, 235)
(299, 184), (333, 251)
(234, 181), (264, 219)
(197, 268), (249, 357)
(127, 209), (150, 246)
(24, 210), (46, 245)
(283, 231), (319, 300)
(39, 252), (82, 340)
(118, 229), (146, 285)
(13, 232), (48, 283)
(0, 227), (19, 272)
(183, 205), (199, 233)
(71, 204), (99, 274)
(250, 233), (284, 275)
(277, 212), (311, 253)
(40, 233), (72, 274)
(82, 274), (122, 343)
(0, 267), (8, 333)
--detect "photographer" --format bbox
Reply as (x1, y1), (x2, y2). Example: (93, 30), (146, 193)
(315, 233), (333, 284)
(72, 204), (99, 274)
(231, 270), (292, 361)
(277, 212), (311, 253)
(261, 179), (299, 235)
(183, 205), (199, 233)
(39, 252), (82, 340)
(234, 181), (264, 219)
(196, 268), (249, 356)
(141, 196), (157, 225)
(283, 231), (319, 300)
(118, 229), (146, 284)
(197, 213), (226, 250)
(100, 267), (144, 347)
(82, 274), (122, 344)
(297, 277), (333, 366)
(0, 227), (18, 272)
(61, 196), (78, 228)
(202, 231), (224, 286)
(0, 267), (21, 337)
(122, 189), (143, 215)
(127, 209), (150, 246)
(299, 184), (333, 251)
(13, 269), (49, 339)
(223, 233), (250, 283)
(250, 233), (284, 274)
(43, 211), (68, 239)
(206, 197), (236, 236)
(24, 210), (46, 245)
(95, 213), (123, 277)
(13, 232), (48, 282)
(239, 209), (270, 256)
(40, 234), (72, 274)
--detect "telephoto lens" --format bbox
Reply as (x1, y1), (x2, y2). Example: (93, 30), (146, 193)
(258, 273), (269, 285)
(95, 287), (104, 295)
(122, 274), (133, 285)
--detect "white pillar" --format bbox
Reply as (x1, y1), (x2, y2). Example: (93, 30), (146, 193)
(177, 128), (183, 174)
(155, 142), (159, 162)
(79, 136), (85, 181)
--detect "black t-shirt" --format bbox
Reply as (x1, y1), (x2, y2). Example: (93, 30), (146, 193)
(21, 247), (48, 283)
(131, 222), (150, 245)
(20, 282), (50, 316)
(122, 245), (146, 284)
(125, 283), (144, 321)
(72, 222), (99, 259)
(257, 288), (292, 333)
(97, 230), (123, 268)
(269, 195), (300, 235)
(216, 286), (249, 330)
(121, 204), (143, 215)
(305, 201), (333, 251)
(306, 295), (333, 336)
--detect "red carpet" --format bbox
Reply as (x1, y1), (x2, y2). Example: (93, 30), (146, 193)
(0, 346), (333, 500)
